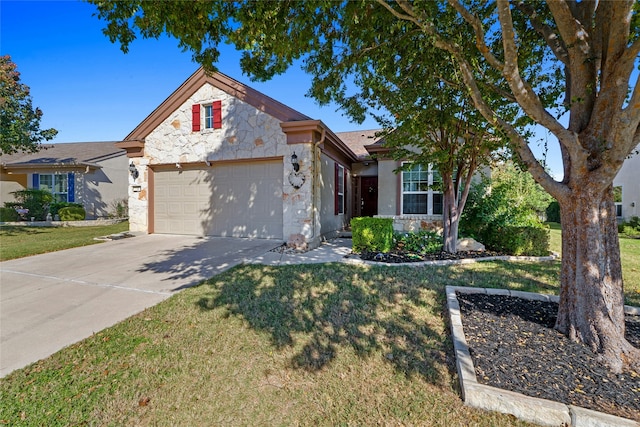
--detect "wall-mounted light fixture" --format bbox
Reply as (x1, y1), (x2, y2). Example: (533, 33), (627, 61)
(129, 162), (139, 180)
(288, 151), (305, 189)
(291, 152), (300, 172)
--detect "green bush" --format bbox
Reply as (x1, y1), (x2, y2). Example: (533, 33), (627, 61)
(4, 189), (53, 221)
(484, 225), (550, 256)
(351, 217), (394, 253)
(49, 202), (83, 218)
(546, 201), (560, 223)
(394, 230), (442, 254)
(58, 206), (86, 221)
(0, 207), (20, 222)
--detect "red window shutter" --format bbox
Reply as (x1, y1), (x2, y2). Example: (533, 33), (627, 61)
(213, 100), (222, 129)
(335, 163), (339, 215)
(192, 104), (201, 132)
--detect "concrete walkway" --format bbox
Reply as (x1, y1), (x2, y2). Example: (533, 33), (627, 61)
(0, 234), (282, 377)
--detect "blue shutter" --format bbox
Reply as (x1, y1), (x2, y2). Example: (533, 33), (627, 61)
(67, 173), (75, 202)
(32, 173), (39, 189)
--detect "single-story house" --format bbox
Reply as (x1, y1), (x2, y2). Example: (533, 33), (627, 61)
(0, 142), (129, 219)
(614, 145), (640, 222)
(117, 68), (451, 248)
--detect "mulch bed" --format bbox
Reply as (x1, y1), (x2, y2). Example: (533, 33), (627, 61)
(359, 250), (508, 263)
(457, 292), (640, 421)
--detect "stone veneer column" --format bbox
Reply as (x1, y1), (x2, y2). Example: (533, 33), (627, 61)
(127, 157), (149, 233)
(281, 120), (325, 250)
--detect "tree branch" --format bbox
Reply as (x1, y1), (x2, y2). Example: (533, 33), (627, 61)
(496, 0), (574, 142)
(448, 0), (504, 71)
(513, 1), (569, 66)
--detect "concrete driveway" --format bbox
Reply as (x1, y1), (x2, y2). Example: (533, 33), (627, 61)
(0, 234), (280, 377)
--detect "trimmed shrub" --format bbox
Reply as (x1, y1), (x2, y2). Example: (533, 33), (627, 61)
(546, 201), (560, 223)
(58, 206), (86, 221)
(394, 230), (442, 254)
(484, 225), (550, 256)
(49, 202), (83, 218)
(351, 217), (394, 253)
(0, 207), (20, 222)
(5, 189), (53, 220)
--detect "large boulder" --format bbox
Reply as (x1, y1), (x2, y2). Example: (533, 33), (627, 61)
(457, 238), (486, 252)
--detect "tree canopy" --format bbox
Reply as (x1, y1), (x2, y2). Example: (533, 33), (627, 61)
(0, 55), (57, 155)
(89, 0), (640, 371)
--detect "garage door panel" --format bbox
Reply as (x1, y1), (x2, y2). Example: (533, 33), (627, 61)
(154, 161), (283, 238)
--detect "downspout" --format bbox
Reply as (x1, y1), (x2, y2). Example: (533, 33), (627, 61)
(312, 127), (326, 240)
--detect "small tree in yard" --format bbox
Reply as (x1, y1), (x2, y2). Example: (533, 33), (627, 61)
(89, 1), (640, 371)
(0, 55), (57, 154)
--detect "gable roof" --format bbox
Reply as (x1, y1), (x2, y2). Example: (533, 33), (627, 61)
(335, 129), (384, 160)
(123, 68), (312, 143)
(0, 142), (125, 173)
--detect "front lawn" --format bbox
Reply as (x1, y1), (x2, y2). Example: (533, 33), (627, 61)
(0, 221), (130, 261)
(1, 224), (638, 425)
(0, 262), (555, 426)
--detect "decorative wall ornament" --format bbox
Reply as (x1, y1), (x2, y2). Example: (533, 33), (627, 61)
(288, 171), (306, 189)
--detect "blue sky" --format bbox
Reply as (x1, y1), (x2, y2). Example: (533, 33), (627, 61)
(2, 0), (571, 177)
(1, 0), (380, 144)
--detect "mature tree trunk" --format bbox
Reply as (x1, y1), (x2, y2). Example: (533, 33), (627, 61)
(442, 174), (459, 253)
(556, 184), (640, 373)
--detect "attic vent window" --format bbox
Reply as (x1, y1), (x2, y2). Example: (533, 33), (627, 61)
(193, 101), (222, 132)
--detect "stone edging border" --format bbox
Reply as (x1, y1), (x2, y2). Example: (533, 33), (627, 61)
(446, 286), (640, 427)
(343, 253), (558, 267)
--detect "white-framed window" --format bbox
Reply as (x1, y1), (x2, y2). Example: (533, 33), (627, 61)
(204, 104), (214, 129)
(614, 185), (623, 218)
(192, 101), (222, 131)
(401, 163), (443, 215)
(37, 173), (70, 203)
(336, 164), (345, 215)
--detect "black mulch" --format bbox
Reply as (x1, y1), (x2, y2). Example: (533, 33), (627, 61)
(456, 292), (640, 421)
(359, 250), (508, 263)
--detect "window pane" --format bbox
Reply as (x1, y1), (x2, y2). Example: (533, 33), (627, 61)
(433, 193), (443, 215)
(54, 175), (67, 193)
(338, 167), (344, 193)
(403, 194), (427, 214)
(39, 174), (53, 192)
(614, 186), (622, 203)
(432, 170), (442, 184)
(204, 105), (213, 129)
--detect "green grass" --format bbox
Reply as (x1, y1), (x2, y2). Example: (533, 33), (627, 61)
(0, 224), (637, 425)
(547, 223), (640, 306)
(0, 262), (550, 426)
(0, 221), (129, 261)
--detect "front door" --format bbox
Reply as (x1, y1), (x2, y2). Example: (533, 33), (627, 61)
(360, 176), (378, 217)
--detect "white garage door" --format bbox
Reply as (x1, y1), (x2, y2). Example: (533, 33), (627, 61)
(154, 161), (283, 238)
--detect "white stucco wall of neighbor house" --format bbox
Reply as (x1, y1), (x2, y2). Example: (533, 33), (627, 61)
(614, 147), (640, 221)
(128, 82), (315, 240)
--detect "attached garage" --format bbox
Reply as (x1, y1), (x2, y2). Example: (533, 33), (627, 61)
(153, 160), (283, 239)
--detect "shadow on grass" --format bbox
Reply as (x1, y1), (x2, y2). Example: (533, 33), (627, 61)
(195, 260), (563, 385)
(198, 263), (448, 383)
(0, 226), (48, 237)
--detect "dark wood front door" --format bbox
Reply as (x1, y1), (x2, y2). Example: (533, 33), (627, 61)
(360, 176), (378, 217)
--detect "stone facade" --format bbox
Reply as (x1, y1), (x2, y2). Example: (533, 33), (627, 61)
(127, 83), (317, 244)
(376, 214), (444, 233)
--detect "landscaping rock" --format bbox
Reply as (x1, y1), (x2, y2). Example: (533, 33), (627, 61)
(457, 238), (485, 252)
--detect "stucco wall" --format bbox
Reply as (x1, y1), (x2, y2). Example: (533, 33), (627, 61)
(377, 159), (399, 215)
(82, 154), (129, 219)
(129, 82), (314, 240)
(614, 148), (640, 221)
(0, 173), (26, 204)
(318, 153), (351, 238)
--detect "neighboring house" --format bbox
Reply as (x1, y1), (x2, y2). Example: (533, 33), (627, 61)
(117, 68), (459, 248)
(0, 142), (128, 219)
(613, 145), (640, 222)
